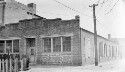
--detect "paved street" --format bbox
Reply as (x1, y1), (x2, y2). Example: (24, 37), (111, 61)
(20, 58), (125, 72)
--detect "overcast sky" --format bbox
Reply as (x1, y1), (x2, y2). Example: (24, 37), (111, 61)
(15, 0), (125, 38)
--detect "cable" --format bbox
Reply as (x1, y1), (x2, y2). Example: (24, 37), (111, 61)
(97, 0), (110, 14)
(53, 0), (93, 18)
(98, 0), (109, 5)
(36, 11), (72, 16)
(97, 0), (101, 4)
(96, 19), (117, 36)
(105, 0), (120, 15)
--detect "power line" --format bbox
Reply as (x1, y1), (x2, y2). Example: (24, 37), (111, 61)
(53, 0), (116, 36)
(96, 19), (117, 36)
(53, 0), (93, 18)
(97, 0), (110, 14)
(37, 11), (72, 16)
(105, 0), (120, 15)
(98, 0), (110, 5)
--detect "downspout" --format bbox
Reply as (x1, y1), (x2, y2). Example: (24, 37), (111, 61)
(80, 28), (82, 65)
(2, 2), (6, 26)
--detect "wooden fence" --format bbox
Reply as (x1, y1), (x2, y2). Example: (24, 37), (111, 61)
(0, 55), (29, 72)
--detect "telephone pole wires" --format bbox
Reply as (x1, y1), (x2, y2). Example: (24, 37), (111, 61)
(89, 4), (98, 66)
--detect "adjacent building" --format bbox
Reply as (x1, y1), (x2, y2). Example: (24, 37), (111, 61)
(0, 16), (120, 66)
(0, 0), (41, 26)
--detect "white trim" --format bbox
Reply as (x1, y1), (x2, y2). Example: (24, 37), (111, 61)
(0, 37), (21, 40)
(0, 53), (19, 54)
(51, 38), (53, 53)
(40, 34), (73, 38)
(19, 39), (20, 54)
(24, 35), (36, 38)
(61, 37), (63, 52)
(35, 37), (37, 62)
(4, 41), (6, 53)
(12, 40), (13, 53)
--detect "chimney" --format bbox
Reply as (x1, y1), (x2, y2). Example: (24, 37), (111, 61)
(75, 15), (80, 20)
(108, 34), (111, 40)
(27, 3), (36, 14)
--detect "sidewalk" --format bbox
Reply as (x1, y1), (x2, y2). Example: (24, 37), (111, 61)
(20, 59), (125, 72)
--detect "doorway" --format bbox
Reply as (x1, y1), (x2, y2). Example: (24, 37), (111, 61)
(26, 38), (36, 63)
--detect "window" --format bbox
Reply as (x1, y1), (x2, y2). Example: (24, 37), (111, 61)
(112, 46), (114, 57)
(104, 44), (107, 57)
(99, 42), (103, 57)
(43, 36), (71, 53)
(13, 40), (19, 53)
(53, 37), (61, 52)
(0, 41), (4, 53)
(63, 37), (71, 52)
(31, 49), (34, 55)
(85, 37), (91, 58)
(43, 38), (51, 52)
(27, 38), (35, 47)
(6, 40), (12, 53)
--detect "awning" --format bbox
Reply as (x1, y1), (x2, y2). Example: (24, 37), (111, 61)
(0, 35), (21, 40)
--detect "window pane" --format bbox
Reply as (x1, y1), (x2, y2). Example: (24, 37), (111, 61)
(63, 37), (71, 52)
(27, 38), (35, 47)
(13, 40), (19, 53)
(43, 38), (51, 52)
(0, 41), (4, 53)
(31, 49), (34, 55)
(6, 40), (12, 53)
(53, 37), (61, 52)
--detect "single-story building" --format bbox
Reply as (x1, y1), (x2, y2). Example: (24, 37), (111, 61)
(0, 16), (120, 66)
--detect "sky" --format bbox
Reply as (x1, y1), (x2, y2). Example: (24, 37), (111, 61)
(15, 0), (125, 38)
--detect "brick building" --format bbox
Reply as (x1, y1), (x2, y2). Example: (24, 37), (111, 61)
(0, 16), (120, 66)
(0, 0), (41, 26)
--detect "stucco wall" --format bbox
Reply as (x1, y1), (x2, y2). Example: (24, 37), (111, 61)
(4, 1), (36, 24)
(81, 28), (119, 65)
(0, 0), (37, 25)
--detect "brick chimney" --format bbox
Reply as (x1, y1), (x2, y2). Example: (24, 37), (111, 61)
(108, 34), (111, 40)
(27, 3), (36, 14)
(75, 15), (80, 20)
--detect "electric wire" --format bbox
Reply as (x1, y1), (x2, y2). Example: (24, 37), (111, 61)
(105, 0), (120, 15)
(52, 0), (117, 37)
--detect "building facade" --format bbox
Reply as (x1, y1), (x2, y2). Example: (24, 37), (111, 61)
(0, 17), (120, 66)
(0, 0), (40, 26)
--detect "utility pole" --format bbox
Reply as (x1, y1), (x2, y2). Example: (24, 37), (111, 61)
(89, 4), (98, 66)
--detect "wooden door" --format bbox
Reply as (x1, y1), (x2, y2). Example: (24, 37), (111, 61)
(26, 38), (36, 63)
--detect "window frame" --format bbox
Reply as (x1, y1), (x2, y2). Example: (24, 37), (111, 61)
(42, 35), (72, 53)
(43, 37), (51, 52)
(53, 37), (61, 52)
(13, 40), (19, 53)
(62, 36), (71, 52)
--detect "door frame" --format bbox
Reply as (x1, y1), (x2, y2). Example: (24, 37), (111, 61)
(25, 36), (37, 63)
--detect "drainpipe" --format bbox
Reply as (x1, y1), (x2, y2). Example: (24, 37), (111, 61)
(80, 28), (82, 65)
(2, 2), (6, 26)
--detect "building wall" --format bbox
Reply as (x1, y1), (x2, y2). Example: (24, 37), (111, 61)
(81, 29), (95, 65)
(0, 0), (37, 26)
(1, 18), (82, 65)
(81, 28), (119, 65)
(0, 17), (120, 66)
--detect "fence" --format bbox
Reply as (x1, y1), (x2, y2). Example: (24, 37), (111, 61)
(0, 54), (29, 72)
